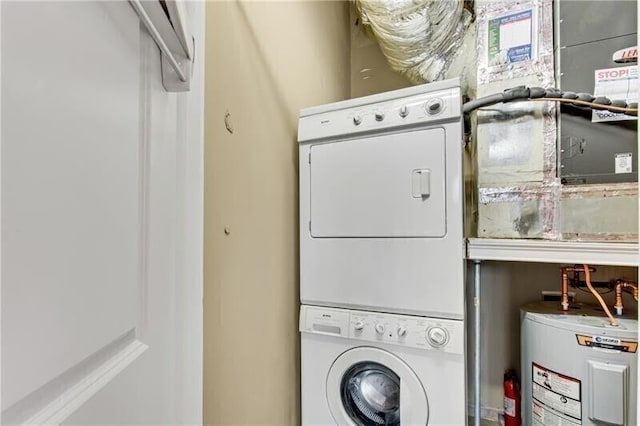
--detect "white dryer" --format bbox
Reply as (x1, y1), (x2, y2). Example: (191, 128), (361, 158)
(300, 305), (466, 425)
(298, 78), (464, 319)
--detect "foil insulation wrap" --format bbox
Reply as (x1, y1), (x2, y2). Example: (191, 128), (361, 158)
(354, 0), (476, 93)
(475, 0), (559, 239)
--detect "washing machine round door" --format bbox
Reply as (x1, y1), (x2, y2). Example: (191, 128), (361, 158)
(326, 347), (428, 425)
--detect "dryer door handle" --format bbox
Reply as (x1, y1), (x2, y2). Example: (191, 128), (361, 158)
(412, 169), (431, 198)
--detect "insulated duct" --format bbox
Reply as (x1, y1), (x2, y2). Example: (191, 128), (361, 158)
(355, 0), (474, 86)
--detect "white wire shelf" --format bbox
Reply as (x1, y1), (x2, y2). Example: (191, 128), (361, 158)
(467, 238), (639, 267)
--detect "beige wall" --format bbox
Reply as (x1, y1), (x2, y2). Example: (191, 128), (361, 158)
(203, 2), (350, 424)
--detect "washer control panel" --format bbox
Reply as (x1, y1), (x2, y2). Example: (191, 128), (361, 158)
(300, 305), (464, 355)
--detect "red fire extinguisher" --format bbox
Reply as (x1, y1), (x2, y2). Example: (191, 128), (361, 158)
(504, 369), (521, 426)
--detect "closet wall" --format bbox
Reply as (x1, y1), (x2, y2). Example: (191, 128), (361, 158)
(203, 2), (350, 424)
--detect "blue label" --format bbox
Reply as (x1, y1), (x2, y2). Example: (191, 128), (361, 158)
(507, 45), (532, 63)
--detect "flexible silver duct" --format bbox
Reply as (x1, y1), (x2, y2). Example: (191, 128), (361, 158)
(355, 0), (474, 85)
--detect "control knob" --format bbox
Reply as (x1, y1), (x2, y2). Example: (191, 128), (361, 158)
(354, 321), (364, 331)
(375, 323), (386, 335)
(374, 111), (385, 122)
(397, 326), (408, 337)
(353, 115), (362, 126)
(399, 105), (409, 118)
(426, 326), (449, 347)
(426, 98), (443, 115)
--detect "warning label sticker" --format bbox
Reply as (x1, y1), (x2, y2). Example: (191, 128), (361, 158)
(533, 400), (580, 426)
(592, 65), (638, 123)
(533, 383), (581, 418)
(532, 363), (582, 425)
(615, 153), (633, 174)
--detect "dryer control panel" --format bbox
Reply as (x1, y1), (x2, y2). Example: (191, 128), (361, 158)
(300, 305), (464, 355)
(298, 87), (461, 142)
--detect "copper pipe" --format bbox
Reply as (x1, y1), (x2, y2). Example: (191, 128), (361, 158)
(583, 264), (618, 327)
(614, 280), (639, 315)
(615, 283), (624, 316)
(559, 265), (595, 311)
(560, 268), (570, 311)
(625, 281), (639, 302)
(529, 97), (638, 114)
(563, 265), (596, 273)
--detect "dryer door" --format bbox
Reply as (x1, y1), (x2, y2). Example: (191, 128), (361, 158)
(326, 347), (428, 425)
(309, 128), (446, 238)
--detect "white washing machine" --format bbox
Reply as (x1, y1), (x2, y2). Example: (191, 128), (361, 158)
(300, 305), (466, 425)
(298, 78), (464, 319)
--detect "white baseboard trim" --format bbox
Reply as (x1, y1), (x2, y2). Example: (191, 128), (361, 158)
(467, 404), (505, 424)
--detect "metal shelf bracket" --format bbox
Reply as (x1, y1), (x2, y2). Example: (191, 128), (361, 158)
(130, 0), (195, 92)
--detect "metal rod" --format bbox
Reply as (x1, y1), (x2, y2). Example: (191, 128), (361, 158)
(474, 260), (481, 426)
(130, 0), (187, 82)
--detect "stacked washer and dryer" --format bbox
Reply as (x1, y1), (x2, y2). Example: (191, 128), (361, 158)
(298, 78), (466, 425)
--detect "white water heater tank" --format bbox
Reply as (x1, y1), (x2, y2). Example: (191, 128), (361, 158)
(521, 302), (637, 426)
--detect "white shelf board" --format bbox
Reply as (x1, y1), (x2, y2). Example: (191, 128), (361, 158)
(467, 238), (639, 266)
